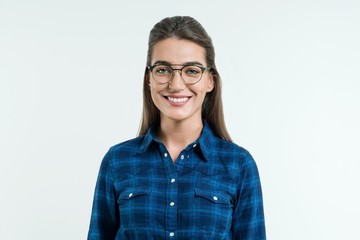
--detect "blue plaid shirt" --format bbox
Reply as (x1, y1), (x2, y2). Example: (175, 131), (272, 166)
(88, 122), (266, 239)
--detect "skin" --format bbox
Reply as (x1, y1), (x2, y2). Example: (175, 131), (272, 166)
(149, 38), (214, 161)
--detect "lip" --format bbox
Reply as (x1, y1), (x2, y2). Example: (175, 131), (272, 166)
(163, 95), (191, 106)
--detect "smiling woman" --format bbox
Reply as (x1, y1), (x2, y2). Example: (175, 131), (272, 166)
(148, 38), (214, 133)
(88, 16), (266, 240)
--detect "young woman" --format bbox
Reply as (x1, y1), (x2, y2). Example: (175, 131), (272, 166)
(88, 16), (266, 240)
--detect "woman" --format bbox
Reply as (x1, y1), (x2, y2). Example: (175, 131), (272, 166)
(88, 16), (266, 240)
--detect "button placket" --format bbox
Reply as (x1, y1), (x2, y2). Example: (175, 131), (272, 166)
(166, 174), (178, 238)
(159, 143), (180, 238)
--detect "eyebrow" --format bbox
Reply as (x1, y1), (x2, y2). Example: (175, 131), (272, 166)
(152, 60), (204, 67)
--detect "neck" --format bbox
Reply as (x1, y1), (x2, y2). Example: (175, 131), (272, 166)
(157, 117), (203, 160)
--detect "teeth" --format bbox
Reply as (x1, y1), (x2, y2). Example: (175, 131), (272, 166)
(167, 97), (189, 103)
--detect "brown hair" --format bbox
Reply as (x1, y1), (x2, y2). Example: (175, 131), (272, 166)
(138, 16), (232, 141)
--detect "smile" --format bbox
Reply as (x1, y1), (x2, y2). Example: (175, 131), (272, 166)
(167, 97), (189, 103)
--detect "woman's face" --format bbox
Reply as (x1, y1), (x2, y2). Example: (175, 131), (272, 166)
(149, 38), (214, 124)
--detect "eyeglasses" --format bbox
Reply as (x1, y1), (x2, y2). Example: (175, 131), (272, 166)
(147, 64), (212, 85)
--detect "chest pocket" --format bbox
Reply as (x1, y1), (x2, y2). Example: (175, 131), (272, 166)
(194, 188), (233, 231)
(118, 188), (151, 227)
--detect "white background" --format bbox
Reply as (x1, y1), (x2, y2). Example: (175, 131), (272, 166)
(1, 0), (359, 239)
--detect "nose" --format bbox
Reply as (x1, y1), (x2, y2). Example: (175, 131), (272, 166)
(168, 70), (185, 90)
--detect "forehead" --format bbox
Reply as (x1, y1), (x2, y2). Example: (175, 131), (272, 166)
(151, 38), (206, 65)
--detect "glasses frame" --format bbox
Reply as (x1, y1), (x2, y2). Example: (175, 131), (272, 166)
(147, 64), (212, 85)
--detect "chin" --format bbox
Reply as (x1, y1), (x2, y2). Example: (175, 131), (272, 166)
(166, 116), (189, 122)
(162, 111), (200, 123)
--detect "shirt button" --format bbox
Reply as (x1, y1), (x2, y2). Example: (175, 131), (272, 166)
(128, 193), (133, 198)
(164, 153), (168, 157)
(180, 155), (184, 160)
(171, 178), (176, 183)
(169, 232), (174, 237)
(170, 202), (175, 206)
(193, 144), (197, 147)
(213, 196), (218, 201)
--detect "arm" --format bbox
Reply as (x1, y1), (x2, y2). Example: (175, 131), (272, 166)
(231, 151), (266, 239)
(88, 150), (119, 240)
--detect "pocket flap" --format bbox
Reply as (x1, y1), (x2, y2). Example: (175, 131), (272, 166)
(194, 189), (231, 205)
(119, 188), (151, 200)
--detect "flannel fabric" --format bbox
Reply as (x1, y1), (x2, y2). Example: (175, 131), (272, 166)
(88, 122), (266, 239)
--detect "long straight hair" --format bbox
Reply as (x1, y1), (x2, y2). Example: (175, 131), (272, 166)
(138, 16), (232, 141)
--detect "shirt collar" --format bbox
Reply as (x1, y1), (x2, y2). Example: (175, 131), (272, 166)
(138, 127), (157, 154)
(196, 121), (217, 162)
(138, 121), (216, 162)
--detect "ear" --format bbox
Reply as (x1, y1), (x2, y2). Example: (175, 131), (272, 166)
(206, 73), (215, 92)
(145, 69), (151, 90)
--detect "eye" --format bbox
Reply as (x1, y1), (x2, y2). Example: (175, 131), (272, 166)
(184, 66), (201, 76)
(154, 65), (172, 75)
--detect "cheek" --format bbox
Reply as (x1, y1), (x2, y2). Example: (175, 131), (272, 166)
(149, 80), (157, 93)
(198, 82), (212, 95)
(149, 81), (165, 100)
(149, 85), (157, 100)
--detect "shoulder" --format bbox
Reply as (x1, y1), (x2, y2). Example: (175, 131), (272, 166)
(213, 138), (251, 158)
(100, 135), (146, 167)
(213, 139), (262, 187)
(208, 137), (257, 171)
(108, 136), (145, 154)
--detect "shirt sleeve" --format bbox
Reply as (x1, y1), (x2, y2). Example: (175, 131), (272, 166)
(88, 149), (119, 240)
(231, 151), (266, 239)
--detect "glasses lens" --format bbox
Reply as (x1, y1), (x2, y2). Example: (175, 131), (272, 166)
(182, 65), (203, 84)
(151, 65), (204, 84)
(152, 65), (172, 83)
